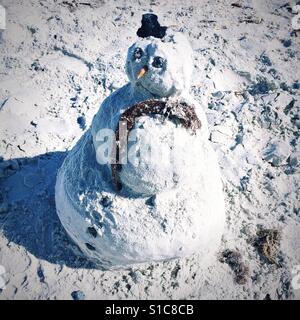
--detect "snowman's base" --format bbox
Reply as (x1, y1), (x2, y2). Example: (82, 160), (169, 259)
(55, 130), (225, 269)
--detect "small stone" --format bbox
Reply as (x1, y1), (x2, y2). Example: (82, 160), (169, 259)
(87, 226), (98, 238)
(292, 81), (300, 89)
(259, 54), (272, 66)
(100, 195), (112, 207)
(281, 39), (292, 47)
(37, 265), (45, 283)
(85, 243), (96, 251)
(209, 57), (215, 66)
(77, 116), (86, 130)
(30, 60), (45, 72)
(71, 290), (85, 300)
(145, 195), (156, 207)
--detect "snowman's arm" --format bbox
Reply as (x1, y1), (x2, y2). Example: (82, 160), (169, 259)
(180, 94), (210, 139)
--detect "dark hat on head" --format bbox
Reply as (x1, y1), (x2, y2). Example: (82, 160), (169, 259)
(137, 13), (167, 39)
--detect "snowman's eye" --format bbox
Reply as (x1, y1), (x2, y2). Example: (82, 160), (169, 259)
(152, 56), (165, 68)
(133, 47), (143, 60)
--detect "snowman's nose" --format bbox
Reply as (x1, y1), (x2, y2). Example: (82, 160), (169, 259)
(137, 65), (148, 79)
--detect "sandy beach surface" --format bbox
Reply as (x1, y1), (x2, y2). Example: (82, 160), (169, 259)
(0, 0), (299, 299)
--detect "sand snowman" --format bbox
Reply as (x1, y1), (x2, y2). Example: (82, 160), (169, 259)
(55, 14), (225, 268)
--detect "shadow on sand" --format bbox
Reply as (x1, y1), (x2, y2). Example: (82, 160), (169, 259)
(0, 151), (97, 269)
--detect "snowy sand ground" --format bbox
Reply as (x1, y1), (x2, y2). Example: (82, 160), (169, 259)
(0, 0), (299, 299)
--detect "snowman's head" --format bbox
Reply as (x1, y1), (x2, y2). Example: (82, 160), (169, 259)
(125, 17), (194, 97)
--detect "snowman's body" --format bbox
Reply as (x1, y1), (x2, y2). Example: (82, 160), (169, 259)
(55, 18), (225, 269)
